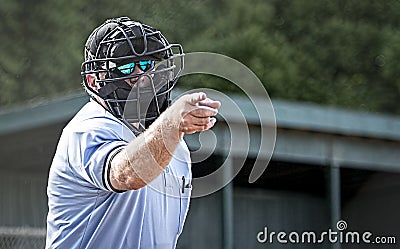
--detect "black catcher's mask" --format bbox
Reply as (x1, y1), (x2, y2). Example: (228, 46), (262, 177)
(81, 17), (184, 134)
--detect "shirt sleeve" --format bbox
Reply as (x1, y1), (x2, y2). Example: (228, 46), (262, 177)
(67, 127), (128, 192)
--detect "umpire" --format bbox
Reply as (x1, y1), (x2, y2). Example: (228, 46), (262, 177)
(45, 16), (220, 249)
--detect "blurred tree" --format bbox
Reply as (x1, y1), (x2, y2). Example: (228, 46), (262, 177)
(0, 0), (399, 115)
(269, 0), (400, 113)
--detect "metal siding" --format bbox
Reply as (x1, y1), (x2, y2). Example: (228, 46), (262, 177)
(177, 188), (330, 249)
(0, 170), (47, 227)
(233, 188), (329, 249)
(177, 191), (223, 249)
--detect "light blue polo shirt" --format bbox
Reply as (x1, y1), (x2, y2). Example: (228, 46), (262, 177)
(46, 100), (192, 249)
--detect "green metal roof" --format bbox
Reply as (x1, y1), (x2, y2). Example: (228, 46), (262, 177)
(0, 93), (89, 135)
(273, 99), (400, 141)
(0, 91), (399, 141)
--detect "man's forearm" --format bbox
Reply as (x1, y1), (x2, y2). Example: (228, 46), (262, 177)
(110, 109), (182, 191)
(126, 110), (183, 184)
(109, 92), (219, 191)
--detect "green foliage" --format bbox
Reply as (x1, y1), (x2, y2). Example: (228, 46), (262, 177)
(1, 0), (400, 115)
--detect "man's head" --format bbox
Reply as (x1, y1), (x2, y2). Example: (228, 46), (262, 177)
(81, 17), (184, 133)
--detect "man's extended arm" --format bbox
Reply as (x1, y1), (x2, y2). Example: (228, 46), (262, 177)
(109, 92), (220, 191)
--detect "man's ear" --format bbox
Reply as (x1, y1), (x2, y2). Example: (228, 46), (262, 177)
(86, 74), (98, 91)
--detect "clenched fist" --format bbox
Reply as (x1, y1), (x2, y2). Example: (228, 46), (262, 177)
(166, 92), (221, 135)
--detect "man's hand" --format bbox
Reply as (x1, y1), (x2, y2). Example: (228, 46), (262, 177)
(110, 92), (221, 191)
(167, 92), (221, 135)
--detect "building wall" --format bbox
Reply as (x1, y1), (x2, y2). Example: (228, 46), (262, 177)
(177, 188), (329, 249)
(0, 169), (48, 227)
(1, 95), (399, 249)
